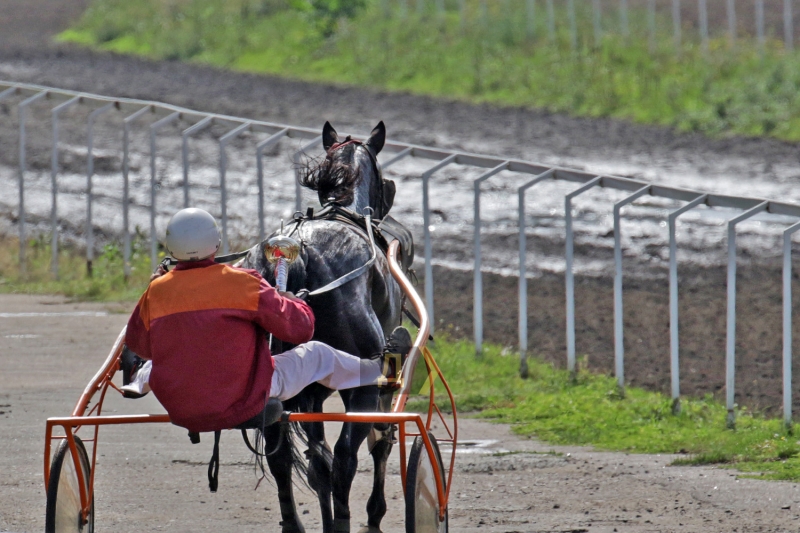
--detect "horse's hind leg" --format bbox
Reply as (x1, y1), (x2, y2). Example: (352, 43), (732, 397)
(332, 387), (379, 533)
(264, 425), (306, 533)
(362, 390), (396, 533)
(302, 419), (334, 533)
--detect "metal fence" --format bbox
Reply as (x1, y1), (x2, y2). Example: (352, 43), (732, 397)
(393, 0), (798, 54)
(3, 81), (800, 429)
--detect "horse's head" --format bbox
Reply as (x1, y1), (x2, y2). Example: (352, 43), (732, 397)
(299, 121), (395, 219)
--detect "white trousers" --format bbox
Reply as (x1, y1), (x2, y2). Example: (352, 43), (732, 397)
(119, 341), (382, 399)
(270, 340), (383, 401)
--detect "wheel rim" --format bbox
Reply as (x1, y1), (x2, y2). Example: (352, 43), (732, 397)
(406, 433), (447, 533)
(55, 449), (85, 532)
(413, 444), (443, 533)
(47, 438), (92, 533)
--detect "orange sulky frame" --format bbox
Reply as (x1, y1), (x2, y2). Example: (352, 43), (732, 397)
(43, 240), (457, 524)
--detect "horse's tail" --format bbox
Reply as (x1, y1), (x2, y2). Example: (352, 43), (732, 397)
(246, 403), (311, 489)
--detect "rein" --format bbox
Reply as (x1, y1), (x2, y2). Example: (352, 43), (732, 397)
(305, 207), (378, 297)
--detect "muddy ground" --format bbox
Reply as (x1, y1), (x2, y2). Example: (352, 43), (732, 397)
(4, 2), (800, 530)
(3, 0), (800, 417)
(4, 293), (800, 533)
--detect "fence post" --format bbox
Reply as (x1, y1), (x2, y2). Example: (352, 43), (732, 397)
(725, 202), (769, 429)
(517, 169), (555, 377)
(85, 102), (115, 277)
(699, 0), (709, 53)
(121, 106), (151, 280)
(565, 177), (602, 376)
(593, 0), (602, 47)
(422, 154), (457, 334)
(473, 162), (509, 355)
(218, 122), (252, 255)
(612, 186), (651, 396)
(672, 0), (682, 52)
(17, 90), (48, 277)
(786, 0), (794, 51)
(568, 0), (577, 50)
(50, 96), (81, 279)
(527, 0), (536, 39)
(181, 116), (213, 209)
(620, 0), (629, 38)
(148, 112), (180, 270)
(547, 0), (556, 43)
(668, 194), (707, 415)
(255, 128), (289, 243)
(783, 221), (800, 430)
(756, 0), (765, 55)
(727, 0), (736, 47)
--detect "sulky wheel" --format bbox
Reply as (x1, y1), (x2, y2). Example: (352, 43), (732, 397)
(45, 435), (94, 533)
(405, 431), (448, 533)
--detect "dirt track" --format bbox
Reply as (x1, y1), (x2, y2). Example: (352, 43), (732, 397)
(4, 2), (800, 531)
(4, 293), (800, 533)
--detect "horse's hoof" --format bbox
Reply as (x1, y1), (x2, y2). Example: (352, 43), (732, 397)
(279, 520), (306, 533)
(356, 527), (383, 533)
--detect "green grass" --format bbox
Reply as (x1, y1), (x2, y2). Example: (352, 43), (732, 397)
(0, 233), (158, 301)
(6, 234), (800, 480)
(416, 337), (800, 481)
(60, 0), (800, 140)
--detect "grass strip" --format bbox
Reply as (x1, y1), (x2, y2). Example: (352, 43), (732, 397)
(61, 0), (800, 141)
(0, 234), (156, 301)
(5, 236), (800, 480)
(415, 337), (800, 481)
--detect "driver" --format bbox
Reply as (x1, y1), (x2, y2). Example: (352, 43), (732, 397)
(122, 207), (410, 435)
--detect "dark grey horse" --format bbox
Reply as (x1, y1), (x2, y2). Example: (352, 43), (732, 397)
(240, 121), (404, 533)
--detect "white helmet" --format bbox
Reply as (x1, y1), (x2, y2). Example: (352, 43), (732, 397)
(165, 208), (221, 261)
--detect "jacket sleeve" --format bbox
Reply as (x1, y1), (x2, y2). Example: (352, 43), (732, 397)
(125, 292), (152, 360)
(253, 278), (316, 345)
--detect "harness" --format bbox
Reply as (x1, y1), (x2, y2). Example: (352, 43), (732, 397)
(279, 203), (415, 295)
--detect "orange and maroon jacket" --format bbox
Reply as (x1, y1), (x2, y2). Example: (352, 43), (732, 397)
(125, 259), (315, 433)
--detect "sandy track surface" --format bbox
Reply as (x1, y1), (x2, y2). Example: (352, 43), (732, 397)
(3, 6), (800, 531)
(2, 292), (800, 533)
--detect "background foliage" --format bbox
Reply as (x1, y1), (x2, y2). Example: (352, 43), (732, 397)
(60, 0), (800, 140)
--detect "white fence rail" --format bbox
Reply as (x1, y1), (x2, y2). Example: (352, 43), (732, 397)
(2, 81), (800, 428)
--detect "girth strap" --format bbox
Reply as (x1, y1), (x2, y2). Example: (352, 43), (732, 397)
(306, 210), (377, 297)
(208, 430), (221, 493)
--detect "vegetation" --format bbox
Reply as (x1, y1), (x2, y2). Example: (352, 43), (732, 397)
(4, 235), (800, 480)
(416, 336), (800, 481)
(60, 0), (800, 140)
(0, 232), (158, 301)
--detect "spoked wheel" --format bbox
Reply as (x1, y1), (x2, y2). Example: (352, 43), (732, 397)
(45, 436), (94, 533)
(405, 432), (448, 533)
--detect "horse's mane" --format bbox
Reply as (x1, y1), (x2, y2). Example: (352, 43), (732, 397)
(298, 143), (361, 206)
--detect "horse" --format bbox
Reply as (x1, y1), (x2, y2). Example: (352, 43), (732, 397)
(239, 120), (405, 533)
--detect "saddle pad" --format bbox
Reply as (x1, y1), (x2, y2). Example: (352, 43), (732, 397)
(377, 214), (414, 273)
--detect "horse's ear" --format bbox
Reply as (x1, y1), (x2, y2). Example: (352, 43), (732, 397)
(366, 121), (386, 155)
(322, 121), (339, 150)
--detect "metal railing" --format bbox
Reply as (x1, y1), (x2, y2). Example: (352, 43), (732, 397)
(3, 81), (800, 428)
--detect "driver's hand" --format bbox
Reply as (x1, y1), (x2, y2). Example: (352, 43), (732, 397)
(150, 265), (167, 282)
(278, 290), (298, 301)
